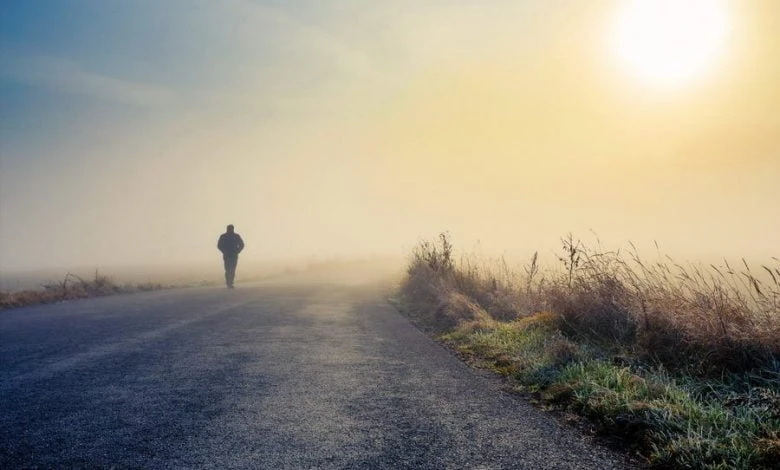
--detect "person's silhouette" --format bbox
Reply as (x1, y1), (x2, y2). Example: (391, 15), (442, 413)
(217, 224), (244, 288)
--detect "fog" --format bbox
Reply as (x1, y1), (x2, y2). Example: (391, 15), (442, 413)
(1, 0), (778, 276)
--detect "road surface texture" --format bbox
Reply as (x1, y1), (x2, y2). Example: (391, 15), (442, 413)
(1, 272), (632, 469)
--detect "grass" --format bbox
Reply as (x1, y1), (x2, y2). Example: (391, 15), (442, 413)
(399, 233), (780, 469)
(0, 271), (166, 310)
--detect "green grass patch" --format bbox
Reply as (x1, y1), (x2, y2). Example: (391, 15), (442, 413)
(439, 313), (779, 469)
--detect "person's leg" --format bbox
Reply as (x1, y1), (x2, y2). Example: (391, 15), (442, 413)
(226, 256), (238, 287)
(223, 255), (233, 287)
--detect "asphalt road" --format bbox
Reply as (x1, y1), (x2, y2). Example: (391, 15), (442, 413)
(1, 273), (631, 469)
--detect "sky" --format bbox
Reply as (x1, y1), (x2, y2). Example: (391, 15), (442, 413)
(1, 0), (778, 271)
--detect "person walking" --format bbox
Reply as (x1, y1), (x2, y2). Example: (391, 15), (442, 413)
(217, 224), (244, 288)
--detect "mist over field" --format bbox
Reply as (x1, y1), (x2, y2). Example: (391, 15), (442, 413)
(1, 0), (778, 278)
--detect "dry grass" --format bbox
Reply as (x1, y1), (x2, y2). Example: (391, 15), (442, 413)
(402, 233), (779, 376)
(551, 238), (779, 375)
(399, 233), (780, 469)
(0, 271), (164, 310)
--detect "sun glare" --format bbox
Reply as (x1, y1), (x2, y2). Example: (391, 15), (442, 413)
(613, 0), (729, 88)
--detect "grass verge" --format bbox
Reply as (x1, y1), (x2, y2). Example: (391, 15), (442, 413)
(399, 233), (779, 469)
(0, 271), (167, 310)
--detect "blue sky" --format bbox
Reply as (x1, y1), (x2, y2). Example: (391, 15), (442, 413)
(1, 1), (778, 271)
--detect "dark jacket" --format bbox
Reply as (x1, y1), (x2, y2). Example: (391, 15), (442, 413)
(218, 232), (244, 257)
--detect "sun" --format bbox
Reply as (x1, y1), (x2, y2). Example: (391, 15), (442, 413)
(612, 0), (729, 88)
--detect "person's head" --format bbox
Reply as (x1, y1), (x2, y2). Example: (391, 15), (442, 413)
(226, 224), (234, 233)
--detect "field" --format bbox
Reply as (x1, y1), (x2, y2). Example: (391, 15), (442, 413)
(398, 233), (779, 469)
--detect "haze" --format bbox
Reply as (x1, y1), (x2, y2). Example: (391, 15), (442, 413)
(1, 0), (778, 274)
